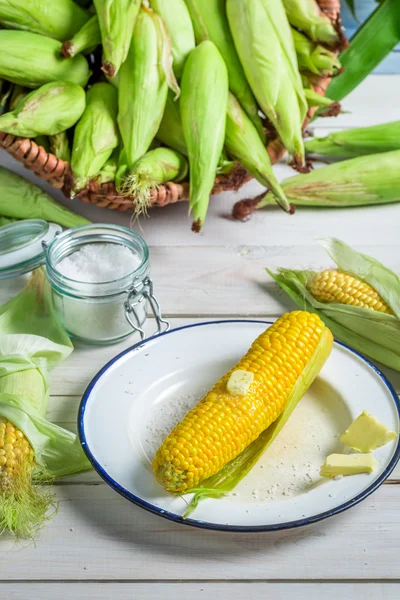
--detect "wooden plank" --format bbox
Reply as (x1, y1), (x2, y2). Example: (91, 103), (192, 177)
(1, 582), (399, 600)
(1, 484), (400, 581)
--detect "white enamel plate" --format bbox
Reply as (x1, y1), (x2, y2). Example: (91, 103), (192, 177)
(79, 321), (400, 532)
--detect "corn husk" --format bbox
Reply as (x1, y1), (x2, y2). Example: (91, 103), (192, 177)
(156, 91), (188, 156)
(227, 0), (307, 167)
(71, 82), (118, 194)
(292, 28), (341, 77)
(0, 81), (86, 138)
(94, 148), (119, 185)
(0, 0), (89, 41)
(304, 88), (340, 114)
(0, 269), (91, 538)
(257, 149), (400, 209)
(118, 7), (178, 175)
(49, 131), (71, 163)
(34, 135), (50, 152)
(0, 31), (90, 89)
(0, 79), (12, 114)
(268, 238), (400, 371)
(225, 93), (291, 213)
(282, 0), (340, 46)
(180, 41), (229, 231)
(305, 122), (400, 159)
(184, 0), (265, 142)
(8, 84), (27, 111)
(61, 14), (101, 58)
(150, 0), (195, 79)
(0, 216), (18, 227)
(0, 166), (89, 227)
(94, 0), (141, 78)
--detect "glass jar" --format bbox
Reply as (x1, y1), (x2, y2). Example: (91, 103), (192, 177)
(0, 221), (169, 345)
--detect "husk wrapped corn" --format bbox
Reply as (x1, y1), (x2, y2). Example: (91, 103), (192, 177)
(292, 28), (341, 77)
(49, 132), (71, 163)
(156, 91), (187, 156)
(268, 238), (400, 371)
(282, 0), (340, 46)
(62, 15), (101, 58)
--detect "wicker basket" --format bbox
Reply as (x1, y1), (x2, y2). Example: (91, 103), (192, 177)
(0, 0), (344, 214)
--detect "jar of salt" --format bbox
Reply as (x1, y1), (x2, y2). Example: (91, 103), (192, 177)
(0, 221), (168, 345)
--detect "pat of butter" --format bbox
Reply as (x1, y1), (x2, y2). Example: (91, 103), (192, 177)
(227, 370), (254, 396)
(340, 410), (397, 453)
(320, 453), (377, 478)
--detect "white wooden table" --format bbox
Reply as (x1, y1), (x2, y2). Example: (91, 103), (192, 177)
(1, 76), (400, 599)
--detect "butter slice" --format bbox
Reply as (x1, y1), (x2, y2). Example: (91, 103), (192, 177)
(340, 410), (397, 453)
(227, 370), (254, 396)
(320, 453), (377, 478)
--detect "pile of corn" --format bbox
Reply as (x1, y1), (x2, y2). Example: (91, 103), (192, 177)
(0, 0), (343, 230)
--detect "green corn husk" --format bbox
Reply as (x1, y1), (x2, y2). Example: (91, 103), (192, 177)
(0, 79), (12, 115)
(120, 147), (188, 217)
(257, 149), (400, 209)
(180, 41), (229, 231)
(9, 84), (27, 111)
(49, 131), (71, 163)
(0, 269), (91, 538)
(184, 0), (265, 142)
(0, 31), (90, 89)
(227, 0), (307, 167)
(0, 166), (89, 227)
(305, 121), (400, 159)
(95, 148), (119, 185)
(118, 7), (178, 175)
(71, 82), (118, 194)
(304, 88), (340, 114)
(225, 93), (291, 213)
(0, 216), (18, 227)
(61, 15), (101, 58)
(327, 0), (400, 102)
(282, 0), (340, 46)
(156, 91), (188, 156)
(150, 0), (195, 79)
(0, 81), (86, 138)
(0, 0), (89, 41)
(34, 135), (50, 152)
(94, 0), (141, 78)
(292, 28), (341, 77)
(268, 238), (400, 371)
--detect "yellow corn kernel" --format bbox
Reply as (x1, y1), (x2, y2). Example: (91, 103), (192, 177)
(0, 419), (33, 491)
(308, 270), (394, 314)
(152, 311), (332, 493)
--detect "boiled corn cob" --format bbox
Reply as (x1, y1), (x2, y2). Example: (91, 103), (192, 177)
(282, 0), (340, 46)
(62, 15), (102, 58)
(307, 270), (394, 315)
(184, 0), (265, 142)
(153, 311), (333, 493)
(292, 28), (341, 77)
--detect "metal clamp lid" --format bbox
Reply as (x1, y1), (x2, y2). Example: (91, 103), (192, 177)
(124, 276), (170, 340)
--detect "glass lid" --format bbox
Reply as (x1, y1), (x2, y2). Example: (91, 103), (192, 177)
(0, 219), (62, 280)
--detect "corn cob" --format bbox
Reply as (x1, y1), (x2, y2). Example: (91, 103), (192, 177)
(156, 91), (188, 156)
(93, 0), (141, 78)
(150, 0), (195, 79)
(305, 122), (400, 159)
(49, 132), (71, 163)
(184, 0), (265, 142)
(282, 0), (340, 46)
(307, 270), (394, 315)
(0, 0), (89, 41)
(0, 419), (34, 493)
(71, 82), (118, 194)
(120, 147), (188, 217)
(292, 28), (341, 77)
(62, 15), (101, 58)
(0, 81), (86, 138)
(153, 311), (333, 493)
(180, 41), (229, 231)
(0, 31), (90, 88)
(257, 149), (400, 209)
(118, 7), (174, 175)
(227, 0), (307, 167)
(225, 93), (292, 213)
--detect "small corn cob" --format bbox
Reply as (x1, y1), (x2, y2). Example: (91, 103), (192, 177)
(49, 131), (71, 163)
(150, 0), (195, 79)
(153, 311), (333, 493)
(184, 0), (265, 142)
(94, 0), (141, 78)
(282, 0), (340, 46)
(71, 82), (118, 194)
(225, 93), (292, 213)
(0, 0), (89, 41)
(0, 31), (90, 88)
(61, 15), (101, 58)
(0, 81), (86, 138)
(180, 41), (229, 231)
(0, 419), (34, 494)
(305, 121), (400, 159)
(257, 149), (400, 209)
(227, 0), (307, 167)
(292, 28), (341, 77)
(307, 270), (394, 315)
(156, 91), (188, 156)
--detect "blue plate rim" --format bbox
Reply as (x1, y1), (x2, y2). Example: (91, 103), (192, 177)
(78, 319), (400, 533)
